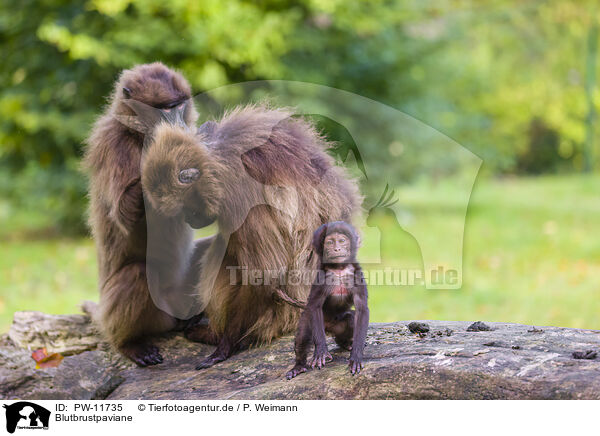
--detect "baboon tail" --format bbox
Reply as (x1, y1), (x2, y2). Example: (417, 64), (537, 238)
(273, 289), (306, 309)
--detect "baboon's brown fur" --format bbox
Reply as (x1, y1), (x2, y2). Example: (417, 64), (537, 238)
(141, 105), (362, 367)
(83, 62), (202, 366)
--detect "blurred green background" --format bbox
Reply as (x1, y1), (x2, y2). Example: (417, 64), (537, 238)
(1, 0), (599, 332)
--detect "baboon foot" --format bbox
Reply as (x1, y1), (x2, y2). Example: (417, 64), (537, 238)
(286, 364), (308, 380)
(195, 351), (228, 370)
(120, 340), (163, 366)
(195, 336), (236, 370)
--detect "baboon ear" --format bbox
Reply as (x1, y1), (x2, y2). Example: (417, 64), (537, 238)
(178, 168), (201, 184)
(122, 87), (132, 99)
(355, 232), (362, 248)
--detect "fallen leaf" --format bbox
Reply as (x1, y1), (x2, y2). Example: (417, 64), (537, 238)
(31, 348), (48, 362)
(31, 347), (64, 369)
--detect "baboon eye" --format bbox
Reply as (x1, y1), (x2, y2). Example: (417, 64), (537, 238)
(164, 100), (183, 109)
(178, 168), (201, 184)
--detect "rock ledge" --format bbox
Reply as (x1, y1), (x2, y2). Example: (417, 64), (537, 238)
(1, 312), (599, 400)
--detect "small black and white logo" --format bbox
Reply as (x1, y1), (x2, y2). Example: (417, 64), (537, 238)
(3, 402), (50, 433)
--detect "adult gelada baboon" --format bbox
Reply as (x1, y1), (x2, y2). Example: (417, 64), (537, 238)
(83, 62), (212, 366)
(141, 105), (363, 368)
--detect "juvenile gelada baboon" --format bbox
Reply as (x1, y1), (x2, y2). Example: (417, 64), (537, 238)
(141, 105), (363, 368)
(84, 62), (212, 366)
(286, 221), (369, 379)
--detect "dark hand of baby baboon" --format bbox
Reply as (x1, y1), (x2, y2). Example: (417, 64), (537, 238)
(310, 347), (333, 370)
(286, 221), (369, 379)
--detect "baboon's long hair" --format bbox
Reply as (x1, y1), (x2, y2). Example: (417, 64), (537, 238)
(142, 105), (362, 367)
(83, 62), (203, 366)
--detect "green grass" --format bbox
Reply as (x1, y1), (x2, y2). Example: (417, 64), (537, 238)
(361, 174), (600, 330)
(1, 174), (599, 333)
(0, 239), (98, 332)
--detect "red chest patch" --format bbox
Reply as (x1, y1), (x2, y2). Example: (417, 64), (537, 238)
(328, 265), (354, 297)
(331, 286), (349, 296)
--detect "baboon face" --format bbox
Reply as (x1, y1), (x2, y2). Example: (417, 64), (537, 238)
(119, 63), (191, 108)
(313, 221), (359, 264)
(115, 63), (198, 131)
(141, 123), (221, 227)
(323, 232), (352, 263)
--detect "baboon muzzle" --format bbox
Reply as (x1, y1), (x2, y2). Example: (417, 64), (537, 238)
(181, 182), (216, 229)
(184, 209), (216, 229)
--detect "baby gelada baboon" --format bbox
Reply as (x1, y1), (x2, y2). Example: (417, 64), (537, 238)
(286, 221), (369, 379)
(83, 62), (211, 366)
(141, 105), (363, 369)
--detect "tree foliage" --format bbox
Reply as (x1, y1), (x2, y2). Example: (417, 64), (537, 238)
(0, 0), (598, 233)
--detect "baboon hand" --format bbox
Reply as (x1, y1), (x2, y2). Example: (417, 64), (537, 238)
(178, 168), (201, 184)
(310, 348), (332, 369)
